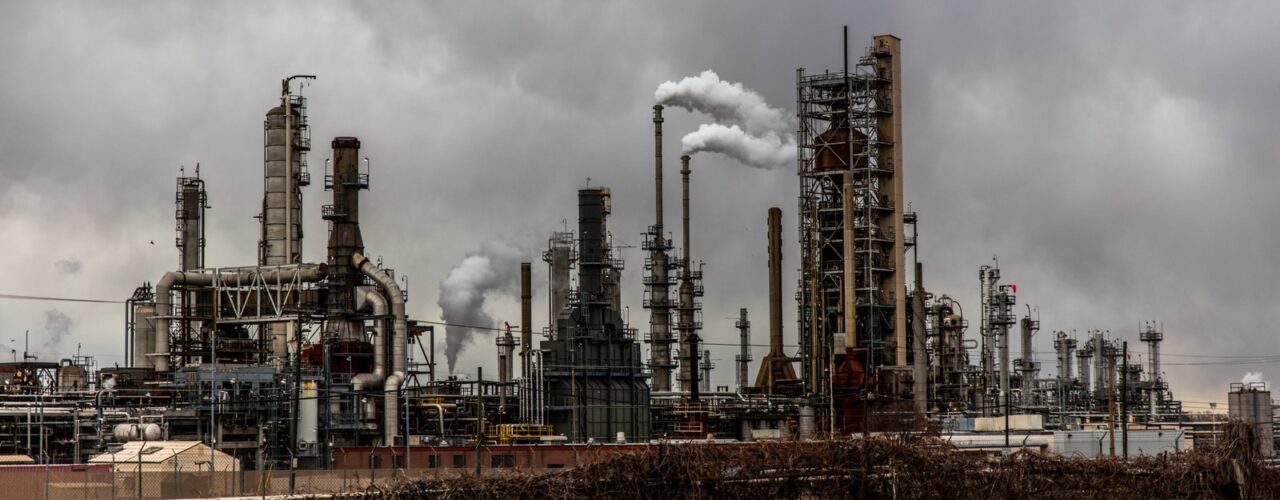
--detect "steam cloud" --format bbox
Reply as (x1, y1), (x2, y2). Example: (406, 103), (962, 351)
(1242, 371), (1267, 386)
(681, 124), (796, 170)
(42, 309), (72, 351)
(437, 242), (525, 373)
(655, 70), (791, 136)
(54, 258), (82, 275)
(655, 70), (796, 169)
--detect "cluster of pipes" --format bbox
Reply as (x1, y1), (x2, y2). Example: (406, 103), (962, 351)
(128, 79), (410, 445)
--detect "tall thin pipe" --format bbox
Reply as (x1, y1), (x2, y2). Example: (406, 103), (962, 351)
(520, 262), (532, 378)
(768, 208), (783, 356)
(679, 155), (699, 401)
(654, 105), (664, 239)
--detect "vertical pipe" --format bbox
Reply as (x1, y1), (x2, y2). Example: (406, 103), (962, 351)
(767, 208), (784, 356)
(912, 262), (927, 414)
(654, 105), (664, 245)
(520, 263), (532, 378)
(736, 308), (750, 392)
(680, 155), (698, 401)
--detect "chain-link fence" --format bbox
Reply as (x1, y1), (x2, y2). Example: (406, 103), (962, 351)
(0, 463), (464, 499)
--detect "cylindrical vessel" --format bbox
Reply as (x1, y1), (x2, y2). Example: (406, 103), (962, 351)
(298, 380), (319, 446)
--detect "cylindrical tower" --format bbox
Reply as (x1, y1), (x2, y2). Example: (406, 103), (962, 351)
(260, 101), (308, 266)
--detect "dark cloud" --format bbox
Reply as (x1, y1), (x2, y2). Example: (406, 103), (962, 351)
(0, 1), (1274, 405)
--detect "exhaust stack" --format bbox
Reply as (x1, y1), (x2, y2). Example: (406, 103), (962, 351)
(644, 105), (676, 392)
(520, 262), (532, 377)
(753, 207), (797, 392)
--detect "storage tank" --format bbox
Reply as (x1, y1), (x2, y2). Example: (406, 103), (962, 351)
(1228, 383), (1275, 457)
(297, 380), (318, 452)
(113, 423), (163, 442)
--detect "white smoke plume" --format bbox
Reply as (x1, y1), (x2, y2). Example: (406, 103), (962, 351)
(41, 309), (73, 351)
(681, 123), (796, 170)
(655, 70), (792, 135)
(437, 241), (525, 374)
(656, 70), (795, 169)
(1242, 371), (1267, 387)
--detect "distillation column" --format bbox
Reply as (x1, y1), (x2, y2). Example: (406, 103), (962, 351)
(1140, 323), (1163, 420)
(1019, 309), (1039, 405)
(675, 155), (704, 397)
(644, 105), (676, 392)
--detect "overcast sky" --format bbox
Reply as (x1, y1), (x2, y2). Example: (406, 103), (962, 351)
(2, 1), (1277, 410)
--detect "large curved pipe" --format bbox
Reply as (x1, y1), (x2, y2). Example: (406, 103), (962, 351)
(353, 252), (406, 444)
(351, 287), (388, 391)
(153, 265), (325, 372)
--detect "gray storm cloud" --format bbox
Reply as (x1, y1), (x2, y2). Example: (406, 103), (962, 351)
(436, 242), (525, 373)
(41, 309), (72, 352)
(656, 70), (796, 169)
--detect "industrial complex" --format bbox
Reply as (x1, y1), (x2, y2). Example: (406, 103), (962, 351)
(0, 32), (1268, 476)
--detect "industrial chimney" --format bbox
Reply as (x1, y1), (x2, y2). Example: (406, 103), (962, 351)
(754, 207), (796, 392)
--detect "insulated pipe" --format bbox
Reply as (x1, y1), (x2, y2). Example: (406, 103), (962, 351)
(351, 287), (388, 391)
(153, 265), (326, 372)
(353, 252), (406, 444)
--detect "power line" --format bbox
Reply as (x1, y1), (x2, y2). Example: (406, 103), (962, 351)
(0, 293), (123, 304)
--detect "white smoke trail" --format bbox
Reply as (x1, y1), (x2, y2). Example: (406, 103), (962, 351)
(655, 70), (792, 135)
(656, 70), (795, 169)
(437, 241), (525, 374)
(681, 124), (796, 170)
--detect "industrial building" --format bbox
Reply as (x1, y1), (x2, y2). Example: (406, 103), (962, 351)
(0, 32), (1230, 473)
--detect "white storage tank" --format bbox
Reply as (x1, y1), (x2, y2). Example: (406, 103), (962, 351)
(113, 423), (163, 442)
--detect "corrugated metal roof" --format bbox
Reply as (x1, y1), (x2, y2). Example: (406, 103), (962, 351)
(89, 441), (202, 464)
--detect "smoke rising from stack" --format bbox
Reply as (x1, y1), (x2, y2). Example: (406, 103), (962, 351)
(437, 241), (525, 373)
(656, 70), (791, 135)
(681, 123), (794, 169)
(41, 309), (72, 350)
(655, 70), (795, 169)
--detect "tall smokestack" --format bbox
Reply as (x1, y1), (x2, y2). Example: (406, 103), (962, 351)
(768, 208), (783, 355)
(655, 105), (664, 245)
(677, 154), (701, 400)
(521, 262), (532, 377)
(735, 308), (751, 392)
(645, 105), (675, 392)
(753, 207), (796, 392)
